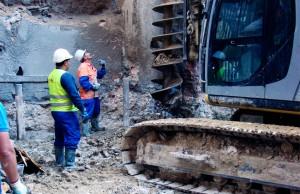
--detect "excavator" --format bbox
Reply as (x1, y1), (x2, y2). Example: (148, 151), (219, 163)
(122, 0), (300, 193)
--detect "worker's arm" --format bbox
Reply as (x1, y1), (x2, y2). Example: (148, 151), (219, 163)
(0, 103), (19, 183)
(0, 133), (19, 183)
(0, 104), (30, 194)
(79, 76), (94, 91)
(61, 73), (85, 112)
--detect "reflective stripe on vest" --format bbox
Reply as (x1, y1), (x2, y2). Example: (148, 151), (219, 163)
(49, 95), (69, 99)
(48, 69), (78, 112)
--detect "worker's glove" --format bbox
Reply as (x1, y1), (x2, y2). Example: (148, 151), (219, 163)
(97, 60), (107, 79)
(92, 83), (100, 91)
(11, 179), (31, 194)
(81, 109), (89, 123)
(98, 59), (106, 67)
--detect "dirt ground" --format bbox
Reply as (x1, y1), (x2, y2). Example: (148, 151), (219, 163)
(5, 72), (172, 194)
(10, 117), (172, 194)
(7, 85), (173, 194)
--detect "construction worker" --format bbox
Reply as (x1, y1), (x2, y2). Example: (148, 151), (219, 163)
(75, 49), (107, 137)
(48, 48), (88, 169)
(0, 102), (30, 194)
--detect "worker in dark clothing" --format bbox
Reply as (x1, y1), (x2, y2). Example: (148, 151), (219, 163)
(48, 48), (88, 169)
(0, 102), (31, 194)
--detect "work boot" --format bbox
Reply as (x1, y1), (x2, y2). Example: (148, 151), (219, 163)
(82, 122), (90, 137)
(91, 117), (105, 131)
(55, 147), (64, 167)
(65, 149), (76, 170)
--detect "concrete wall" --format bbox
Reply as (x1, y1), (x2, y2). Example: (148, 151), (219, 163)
(0, 17), (80, 101)
(0, 11), (122, 102)
(122, 0), (161, 85)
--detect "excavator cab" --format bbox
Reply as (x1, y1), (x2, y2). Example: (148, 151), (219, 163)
(204, 0), (297, 114)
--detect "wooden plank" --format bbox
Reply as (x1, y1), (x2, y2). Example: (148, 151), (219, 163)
(123, 77), (130, 127)
(15, 147), (44, 173)
(15, 84), (25, 140)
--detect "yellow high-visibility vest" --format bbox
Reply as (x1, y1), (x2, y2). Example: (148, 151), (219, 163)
(48, 69), (78, 112)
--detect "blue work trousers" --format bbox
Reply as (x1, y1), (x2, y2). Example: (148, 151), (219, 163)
(51, 111), (80, 149)
(82, 97), (101, 119)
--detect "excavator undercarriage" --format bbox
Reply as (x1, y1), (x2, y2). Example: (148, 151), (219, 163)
(122, 119), (300, 193)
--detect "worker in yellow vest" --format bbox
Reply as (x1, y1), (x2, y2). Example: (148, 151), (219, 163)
(48, 48), (88, 169)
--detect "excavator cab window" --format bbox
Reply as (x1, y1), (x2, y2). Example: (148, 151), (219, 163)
(208, 0), (295, 86)
(264, 0), (295, 84)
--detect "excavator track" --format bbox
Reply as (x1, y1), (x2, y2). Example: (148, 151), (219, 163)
(122, 118), (300, 193)
(150, 0), (185, 105)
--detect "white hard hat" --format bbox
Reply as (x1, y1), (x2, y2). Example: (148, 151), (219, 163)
(74, 49), (86, 62)
(53, 48), (73, 63)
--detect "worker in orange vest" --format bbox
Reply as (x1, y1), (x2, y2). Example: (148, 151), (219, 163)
(75, 49), (106, 136)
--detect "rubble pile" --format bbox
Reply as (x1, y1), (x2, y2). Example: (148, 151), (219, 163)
(2, 76), (168, 193)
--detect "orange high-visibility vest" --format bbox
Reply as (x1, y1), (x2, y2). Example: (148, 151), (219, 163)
(77, 62), (97, 99)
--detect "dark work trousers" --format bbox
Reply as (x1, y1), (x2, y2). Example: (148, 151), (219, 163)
(82, 97), (101, 119)
(52, 111), (81, 149)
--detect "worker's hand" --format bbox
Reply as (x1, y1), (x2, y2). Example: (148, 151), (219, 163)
(81, 109), (89, 123)
(97, 65), (107, 79)
(11, 179), (31, 194)
(92, 83), (100, 91)
(98, 59), (106, 67)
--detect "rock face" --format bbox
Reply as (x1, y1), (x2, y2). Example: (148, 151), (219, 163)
(0, 2), (123, 102)
(49, 0), (111, 14)
(2, 0), (111, 14)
